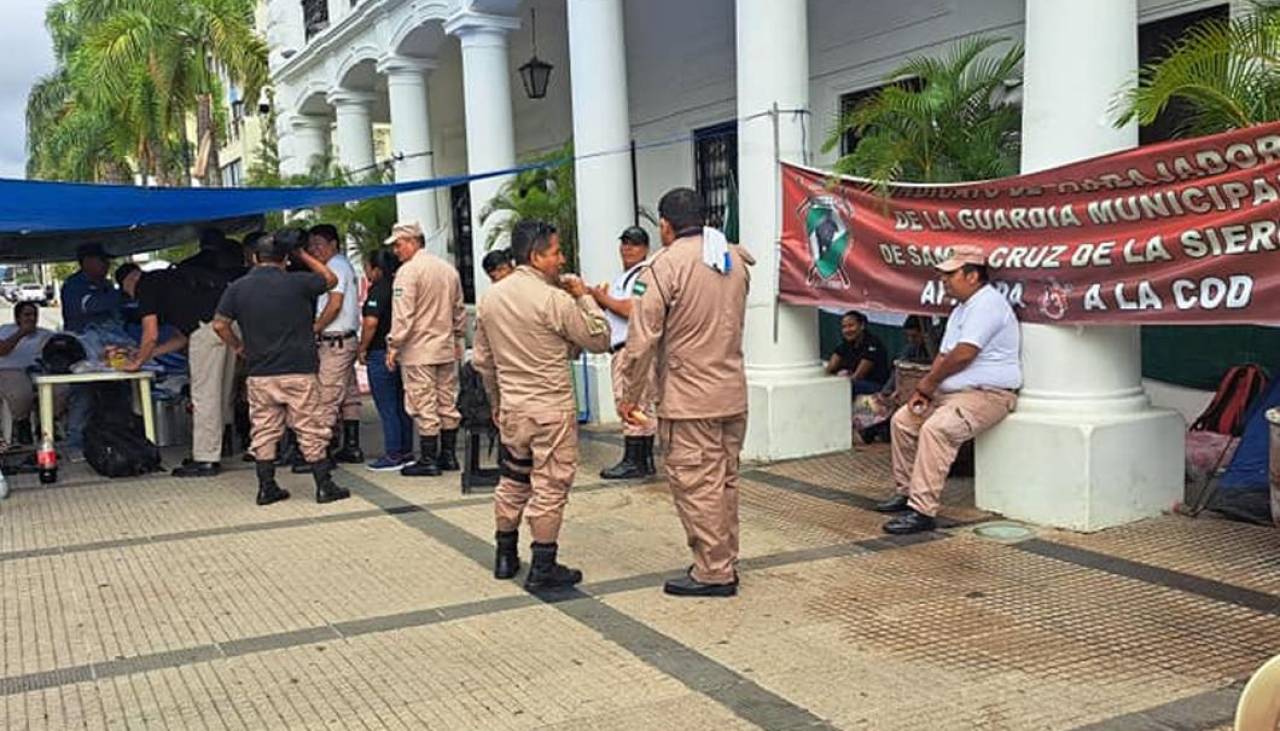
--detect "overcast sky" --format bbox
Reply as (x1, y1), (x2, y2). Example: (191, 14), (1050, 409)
(0, 0), (56, 179)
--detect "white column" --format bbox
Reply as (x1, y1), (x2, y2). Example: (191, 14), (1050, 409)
(567, 0), (635, 424)
(379, 55), (443, 257)
(327, 89), (377, 179)
(976, 0), (1184, 531)
(445, 10), (520, 301)
(735, 0), (850, 461)
(284, 113), (330, 177)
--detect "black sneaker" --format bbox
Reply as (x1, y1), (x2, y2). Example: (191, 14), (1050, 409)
(882, 509), (936, 535)
(172, 461), (221, 478)
(663, 574), (737, 597)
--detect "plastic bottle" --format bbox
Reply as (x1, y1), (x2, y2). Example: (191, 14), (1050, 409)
(37, 435), (57, 485)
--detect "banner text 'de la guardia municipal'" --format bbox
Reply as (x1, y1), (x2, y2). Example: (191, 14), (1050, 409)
(780, 122), (1280, 324)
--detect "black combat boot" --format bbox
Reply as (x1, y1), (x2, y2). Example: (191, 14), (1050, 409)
(642, 435), (657, 475)
(254, 460), (290, 506)
(525, 542), (583, 590)
(437, 429), (460, 472)
(333, 420), (365, 464)
(401, 435), (441, 477)
(494, 530), (520, 579)
(600, 436), (646, 480)
(276, 430), (305, 470)
(312, 460), (350, 503)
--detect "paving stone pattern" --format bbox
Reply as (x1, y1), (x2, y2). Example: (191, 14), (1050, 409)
(0, 423), (1271, 729)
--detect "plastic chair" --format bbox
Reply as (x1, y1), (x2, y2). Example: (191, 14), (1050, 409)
(1236, 654), (1280, 730)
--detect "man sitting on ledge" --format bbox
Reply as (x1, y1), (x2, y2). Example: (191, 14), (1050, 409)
(877, 245), (1022, 535)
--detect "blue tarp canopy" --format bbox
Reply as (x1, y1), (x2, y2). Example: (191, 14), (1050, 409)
(0, 166), (529, 262)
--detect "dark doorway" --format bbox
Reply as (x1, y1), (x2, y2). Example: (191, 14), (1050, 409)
(451, 183), (476, 304)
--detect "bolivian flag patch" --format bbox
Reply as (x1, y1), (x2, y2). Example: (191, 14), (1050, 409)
(631, 280), (647, 297)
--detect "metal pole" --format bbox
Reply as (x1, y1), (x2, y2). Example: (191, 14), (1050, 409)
(630, 139), (640, 227)
(771, 102), (781, 345)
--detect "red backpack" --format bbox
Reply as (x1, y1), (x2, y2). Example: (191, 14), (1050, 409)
(1190, 365), (1269, 437)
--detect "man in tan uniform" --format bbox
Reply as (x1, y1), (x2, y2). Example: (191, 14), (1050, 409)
(385, 222), (467, 477)
(307, 224), (365, 465)
(619, 188), (752, 598)
(472, 220), (611, 589)
(212, 230), (350, 506)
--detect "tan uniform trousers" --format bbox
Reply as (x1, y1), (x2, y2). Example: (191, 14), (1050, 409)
(317, 335), (361, 426)
(660, 415), (746, 585)
(189, 321), (238, 463)
(247, 374), (330, 463)
(402, 363), (461, 436)
(611, 350), (656, 438)
(890, 388), (1017, 517)
(493, 411), (577, 543)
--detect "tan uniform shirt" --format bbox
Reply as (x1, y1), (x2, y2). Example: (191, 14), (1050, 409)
(620, 234), (753, 420)
(386, 248), (465, 366)
(472, 266), (611, 416)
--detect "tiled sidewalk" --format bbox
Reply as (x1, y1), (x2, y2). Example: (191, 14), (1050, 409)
(0, 423), (1274, 730)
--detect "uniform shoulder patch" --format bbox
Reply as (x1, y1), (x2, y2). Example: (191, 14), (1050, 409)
(393, 287), (403, 298)
(631, 280), (648, 296)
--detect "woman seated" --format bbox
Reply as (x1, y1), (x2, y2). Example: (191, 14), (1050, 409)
(0, 302), (53, 444)
(826, 310), (890, 395)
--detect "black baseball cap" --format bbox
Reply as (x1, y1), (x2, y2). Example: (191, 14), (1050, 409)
(619, 226), (649, 246)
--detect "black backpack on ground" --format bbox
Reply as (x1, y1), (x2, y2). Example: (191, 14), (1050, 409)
(82, 383), (162, 478)
(40, 334), (87, 374)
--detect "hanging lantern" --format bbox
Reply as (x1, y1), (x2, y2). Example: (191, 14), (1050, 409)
(518, 8), (553, 99)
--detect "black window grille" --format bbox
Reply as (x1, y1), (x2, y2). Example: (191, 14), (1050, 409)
(693, 122), (737, 230)
(302, 0), (329, 40)
(839, 77), (924, 157)
(451, 184), (477, 304)
(1137, 4), (1228, 145)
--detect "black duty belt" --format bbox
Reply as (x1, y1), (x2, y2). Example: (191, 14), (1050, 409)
(317, 331), (357, 343)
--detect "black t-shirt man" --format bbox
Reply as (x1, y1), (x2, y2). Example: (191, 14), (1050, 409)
(215, 267), (328, 376)
(136, 269), (224, 336)
(361, 277), (394, 353)
(834, 331), (891, 385)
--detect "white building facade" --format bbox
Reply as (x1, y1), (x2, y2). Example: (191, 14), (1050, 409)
(268, 0), (1234, 530)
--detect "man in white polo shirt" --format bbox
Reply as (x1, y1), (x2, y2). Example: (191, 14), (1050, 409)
(878, 244), (1021, 534)
(307, 224), (364, 466)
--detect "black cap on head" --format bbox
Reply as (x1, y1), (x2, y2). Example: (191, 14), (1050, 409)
(619, 226), (649, 246)
(198, 228), (227, 251)
(76, 242), (109, 262)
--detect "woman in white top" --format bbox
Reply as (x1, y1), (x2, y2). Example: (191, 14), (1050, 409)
(0, 302), (54, 443)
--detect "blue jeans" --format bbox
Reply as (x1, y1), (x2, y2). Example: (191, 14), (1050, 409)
(366, 350), (414, 455)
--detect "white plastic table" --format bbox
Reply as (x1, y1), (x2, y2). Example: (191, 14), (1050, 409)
(33, 370), (157, 445)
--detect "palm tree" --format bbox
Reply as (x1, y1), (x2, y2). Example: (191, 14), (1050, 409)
(480, 141), (578, 270)
(1116, 4), (1280, 136)
(26, 0), (267, 185)
(822, 36), (1023, 185)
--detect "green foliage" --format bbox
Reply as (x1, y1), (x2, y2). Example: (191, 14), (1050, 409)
(26, 0), (267, 185)
(481, 141), (577, 271)
(1116, 3), (1280, 136)
(823, 36), (1023, 185)
(275, 162), (398, 258)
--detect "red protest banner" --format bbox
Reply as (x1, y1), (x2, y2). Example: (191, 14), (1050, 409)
(779, 121), (1280, 324)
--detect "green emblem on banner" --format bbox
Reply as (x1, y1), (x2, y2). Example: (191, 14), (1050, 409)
(798, 195), (852, 289)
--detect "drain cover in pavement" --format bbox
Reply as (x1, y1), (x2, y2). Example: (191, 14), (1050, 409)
(972, 522), (1034, 542)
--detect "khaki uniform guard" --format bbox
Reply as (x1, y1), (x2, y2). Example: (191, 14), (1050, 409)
(385, 244), (466, 476)
(619, 227), (753, 596)
(473, 264), (611, 588)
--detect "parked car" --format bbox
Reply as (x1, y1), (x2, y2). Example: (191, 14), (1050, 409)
(0, 283), (17, 302)
(16, 283), (48, 305)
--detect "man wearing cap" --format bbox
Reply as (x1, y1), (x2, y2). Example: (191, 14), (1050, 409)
(212, 230), (350, 506)
(482, 249), (514, 284)
(306, 224), (365, 465)
(385, 222), (467, 476)
(473, 220), (611, 589)
(877, 244), (1021, 534)
(591, 225), (657, 480)
(618, 188), (753, 598)
(61, 243), (123, 334)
